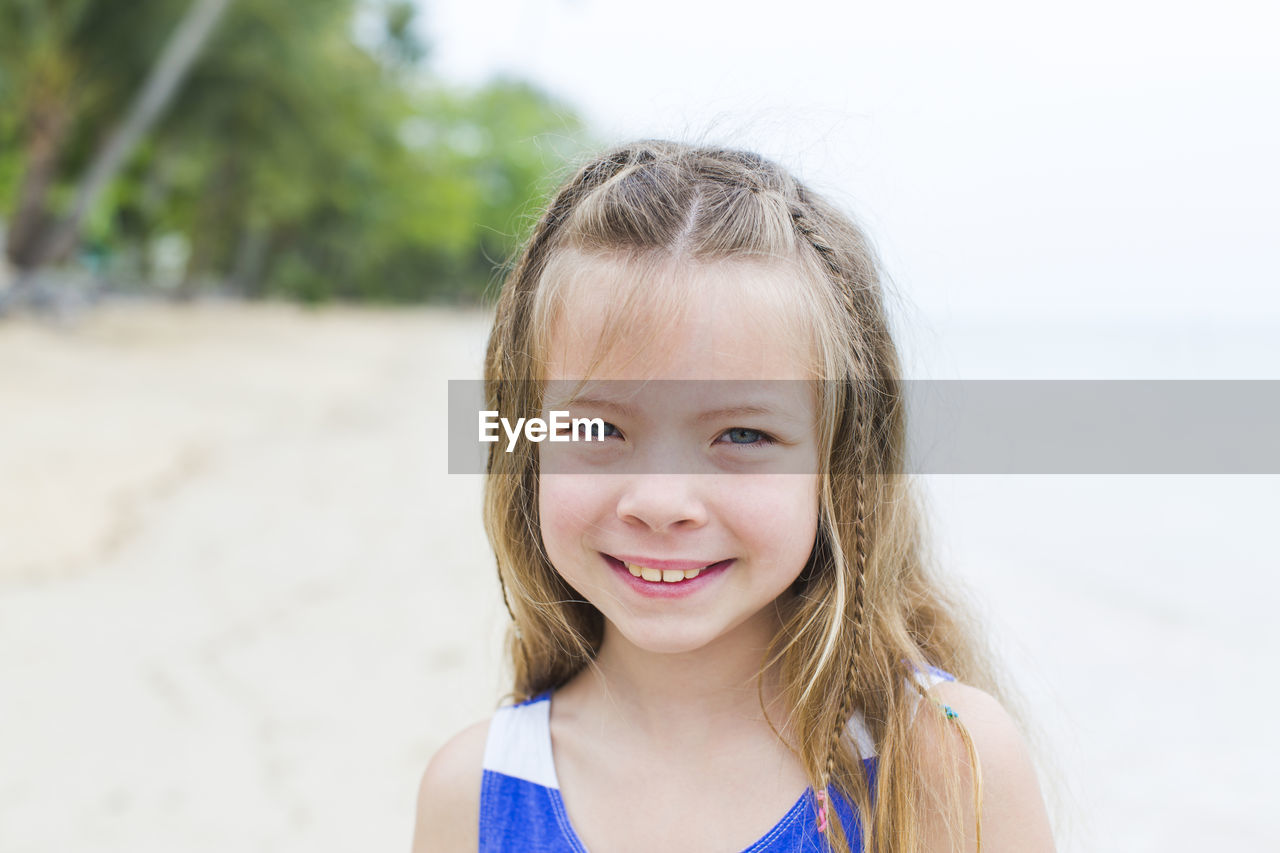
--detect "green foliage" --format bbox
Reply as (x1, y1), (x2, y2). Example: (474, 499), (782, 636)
(0, 0), (590, 302)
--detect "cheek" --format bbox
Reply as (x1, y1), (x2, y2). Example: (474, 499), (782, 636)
(538, 475), (606, 557)
(727, 475), (820, 557)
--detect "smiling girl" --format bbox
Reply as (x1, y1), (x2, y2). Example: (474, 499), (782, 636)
(413, 141), (1055, 852)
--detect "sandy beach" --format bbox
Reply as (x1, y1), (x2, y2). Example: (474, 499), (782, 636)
(2, 303), (1276, 852)
(0, 304), (507, 853)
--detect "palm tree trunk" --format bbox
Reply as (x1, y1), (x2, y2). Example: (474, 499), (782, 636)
(29, 0), (234, 268)
(5, 101), (72, 270)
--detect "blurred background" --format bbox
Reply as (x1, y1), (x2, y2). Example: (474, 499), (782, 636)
(1, 1), (1276, 851)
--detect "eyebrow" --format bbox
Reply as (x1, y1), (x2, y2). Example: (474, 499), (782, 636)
(550, 395), (639, 418)
(692, 404), (787, 424)
(549, 396), (789, 423)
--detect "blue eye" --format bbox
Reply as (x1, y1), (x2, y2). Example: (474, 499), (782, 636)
(574, 420), (619, 441)
(721, 428), (774, 446)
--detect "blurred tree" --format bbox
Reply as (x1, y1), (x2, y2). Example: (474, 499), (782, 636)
(0, 0), (588, 303)
(1, 0), (231, 272)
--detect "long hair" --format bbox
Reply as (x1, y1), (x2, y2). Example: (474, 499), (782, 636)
(482, 140), (997, 852)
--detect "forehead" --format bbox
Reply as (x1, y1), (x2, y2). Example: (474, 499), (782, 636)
(540, 251), (819, 382)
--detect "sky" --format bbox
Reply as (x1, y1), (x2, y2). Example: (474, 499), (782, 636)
(416, 0), (1279, 326)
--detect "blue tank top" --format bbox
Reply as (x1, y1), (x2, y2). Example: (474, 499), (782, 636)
(477, 667), (954, 852)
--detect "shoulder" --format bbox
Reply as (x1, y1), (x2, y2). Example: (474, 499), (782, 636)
(411, 717), (490, 853)
(911, 680), (1056, 853)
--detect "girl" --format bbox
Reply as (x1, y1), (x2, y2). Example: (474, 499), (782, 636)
(414, 141), (1054, 852)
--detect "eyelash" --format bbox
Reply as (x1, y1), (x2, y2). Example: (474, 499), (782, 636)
(564, 422), (777, 447)
(717, 427), (776, 446)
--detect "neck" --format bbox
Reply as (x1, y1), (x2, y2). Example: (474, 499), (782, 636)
(568, 605), (792, 747)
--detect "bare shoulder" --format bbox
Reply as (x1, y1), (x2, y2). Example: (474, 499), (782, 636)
(411, 717), (490, 853)
(913, 680), (1056, 853)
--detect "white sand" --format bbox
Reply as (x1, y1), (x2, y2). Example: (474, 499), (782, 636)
(1, 304), (1275, 852)
(0, 304), (506, 853)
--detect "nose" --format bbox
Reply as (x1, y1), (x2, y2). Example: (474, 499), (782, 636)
(615, 475), (709, 532)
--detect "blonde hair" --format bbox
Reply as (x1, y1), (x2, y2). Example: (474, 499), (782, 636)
(483, 140), (997, 852)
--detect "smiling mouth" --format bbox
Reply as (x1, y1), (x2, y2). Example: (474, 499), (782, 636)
(604, 554), (731, 584)
(624, 561), (706, 583)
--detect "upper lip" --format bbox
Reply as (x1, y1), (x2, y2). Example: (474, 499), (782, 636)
(607, 554), (727, 572)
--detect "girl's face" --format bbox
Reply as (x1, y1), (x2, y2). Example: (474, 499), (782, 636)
(538, 257), (822, 656)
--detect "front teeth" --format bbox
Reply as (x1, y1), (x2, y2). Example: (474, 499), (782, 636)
(626, 563), (705, 583)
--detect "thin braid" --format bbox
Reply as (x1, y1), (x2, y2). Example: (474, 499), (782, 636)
(789, 195), (843, 281)
(792, 192), (874, 847)
(818, 390), (870, 829)
(797, 191), (981, 850)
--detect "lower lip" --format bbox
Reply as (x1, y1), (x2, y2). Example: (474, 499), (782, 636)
(602, 554), (733, 599)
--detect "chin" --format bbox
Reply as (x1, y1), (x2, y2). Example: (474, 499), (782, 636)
(609, 618), (725, 656)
